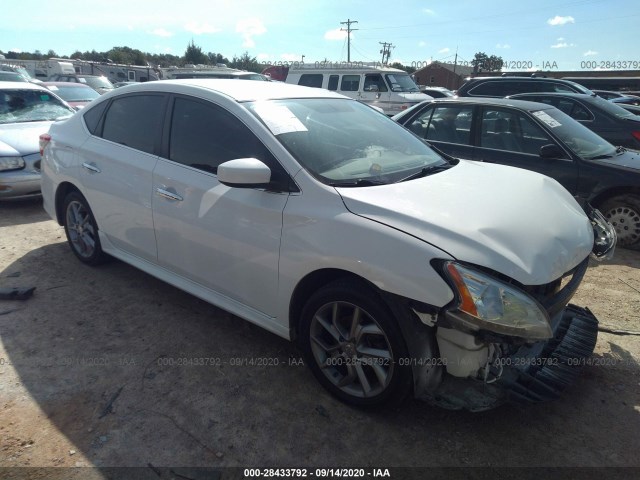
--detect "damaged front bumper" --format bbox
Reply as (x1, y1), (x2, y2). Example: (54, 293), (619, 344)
(410, 208), (612, 411)
(414, 303), (598, 411)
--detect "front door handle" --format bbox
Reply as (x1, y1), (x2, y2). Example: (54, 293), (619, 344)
(82, 162), (101, 173)
(155, 187), (183, 202)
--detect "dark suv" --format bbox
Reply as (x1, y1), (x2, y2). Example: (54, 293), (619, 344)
(456, 76), (592, 98)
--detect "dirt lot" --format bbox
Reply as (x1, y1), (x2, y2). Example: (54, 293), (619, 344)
(0, 199), (639, 478)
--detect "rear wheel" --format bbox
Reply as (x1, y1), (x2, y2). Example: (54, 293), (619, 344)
(299, 280), (412, 407)
(600, 194), (640, 249)
(63, 191), (108, 265)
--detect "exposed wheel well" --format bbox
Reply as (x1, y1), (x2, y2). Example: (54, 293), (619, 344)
(288, 269), (381, 341)
(589, 187), (640, 210)
(54, 182), (82, 225)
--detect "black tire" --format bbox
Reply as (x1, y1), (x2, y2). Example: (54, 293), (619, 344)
(299, 279), (412, 407)
(62, 191), (109, 265)
(600, 194), (640, 250)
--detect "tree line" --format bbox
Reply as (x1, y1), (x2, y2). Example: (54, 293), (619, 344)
(1, 42), (503, 74)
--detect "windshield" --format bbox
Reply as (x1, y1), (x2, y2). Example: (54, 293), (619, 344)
(534, 107), (616, 159)
(82, 77), (114, 90)
(47, 85), (100, 102)
(384, 74), (420, 93)
(589, 94), (638, 120)
(0, 89), (75, 124)
(247, 98), (446, 185)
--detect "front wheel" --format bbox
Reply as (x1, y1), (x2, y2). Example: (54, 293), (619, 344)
(600, 194), (640, 249)
(63, 191), (108, 265)
(299, 280), (412, 407)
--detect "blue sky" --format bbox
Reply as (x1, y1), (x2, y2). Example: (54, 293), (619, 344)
(2, 0), (638, 71)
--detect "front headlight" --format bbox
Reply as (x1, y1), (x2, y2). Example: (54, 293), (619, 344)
(0, 156), (25, 172)
(443, 262), (552, 340)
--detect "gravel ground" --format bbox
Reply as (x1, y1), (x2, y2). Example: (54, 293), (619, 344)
(0, 199), (639, 479)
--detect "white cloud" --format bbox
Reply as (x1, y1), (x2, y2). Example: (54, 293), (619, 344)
(151, 28), (173, 37)
(236, 18), (267, 48)
(551, 41), (575, 48)
(583, 50), (598, 56)
(557, 37), (565, 41)
(257, 53), (271, 61)
(418, 41), (427, 47)
(324, 28), (347, 41)
(496, 43), (511, 49)
(547, 15), (575, 26)
(184, 22), (219, 35)
(438, 47), (450, 54)
(422, 9), (435, 15)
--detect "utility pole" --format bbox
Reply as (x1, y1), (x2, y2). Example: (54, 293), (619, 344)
(379, 42), (394, 65)
(340, 19), (358, 62)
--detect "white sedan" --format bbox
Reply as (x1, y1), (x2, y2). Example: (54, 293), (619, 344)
(40, 79), (613, 410)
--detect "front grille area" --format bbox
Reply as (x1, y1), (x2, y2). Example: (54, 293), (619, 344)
(502, 304), (599, 403)
(521, 256), (590, 319)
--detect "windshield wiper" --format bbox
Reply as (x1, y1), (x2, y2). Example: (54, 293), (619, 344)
(396, 163), (451, 183)
(616, 146), (627, 155)
(329, 179), (387, 187)
(588, 153), (616, 160)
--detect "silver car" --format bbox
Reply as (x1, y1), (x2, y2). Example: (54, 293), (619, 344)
(0, 81), (74, 199)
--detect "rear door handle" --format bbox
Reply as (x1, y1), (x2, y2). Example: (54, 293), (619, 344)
(82, 162), (101, 173)
(155, 187), (183, 202)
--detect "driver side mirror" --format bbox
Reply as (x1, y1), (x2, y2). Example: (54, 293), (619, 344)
(539, 144), (565, 159)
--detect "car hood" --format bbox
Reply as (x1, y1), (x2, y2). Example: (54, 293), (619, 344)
(0, 121), (53, 156)
(591, 149), (640, 170)
(336, 160), (594, 286)
(398, 92), (432, 102)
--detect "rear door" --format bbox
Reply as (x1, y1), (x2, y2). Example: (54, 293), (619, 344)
(151, 94), (291, 317)
(473, 106), (579, 193)
(79, 93), (167, 262)
(403, 104), (475, 160)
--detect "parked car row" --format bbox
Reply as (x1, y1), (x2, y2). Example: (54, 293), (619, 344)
(33, 79), (616, 411)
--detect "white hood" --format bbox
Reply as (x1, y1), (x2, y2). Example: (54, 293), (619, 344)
(336, 160), (593, 285)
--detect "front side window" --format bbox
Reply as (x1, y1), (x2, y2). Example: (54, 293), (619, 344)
(340, 75), (360, 92)
(168, 97), (289, 188)
(101, 95), (165, 154)
(247, 98), (446, 185)
(363, 74), (388, 92)
(479, 108), (555, 155)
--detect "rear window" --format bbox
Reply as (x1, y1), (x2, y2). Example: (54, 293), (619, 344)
(298, 74), (323, 88)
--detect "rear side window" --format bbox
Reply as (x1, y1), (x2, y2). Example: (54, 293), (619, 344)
(469, 80), (537, 97)
(101, 95), (166, 154)
(340, 75), (360, 92)
(298, 74), (323, 88)
(328, 75), (339, 91)
(83, 101), (109, 134)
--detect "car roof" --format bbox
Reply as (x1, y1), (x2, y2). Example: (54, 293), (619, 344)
(112, 78), (347, 102)
(428, 96), (557, 111)
(42, 81), (93, 88)
(0, 80), (48, 91)
(464, 76), (574, 82)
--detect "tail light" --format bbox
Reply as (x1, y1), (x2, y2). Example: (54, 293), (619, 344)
(39, 133), (51, 156)
(632, 131), (640, 142)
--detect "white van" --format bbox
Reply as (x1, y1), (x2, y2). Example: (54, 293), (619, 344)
(262, 63), (431, 115)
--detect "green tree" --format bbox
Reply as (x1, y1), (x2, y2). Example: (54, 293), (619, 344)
(183, 40), (207, 65)
(207, 52), (230, 66)
(229, 51), (261, 72)
(472, 52), (503, 73)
